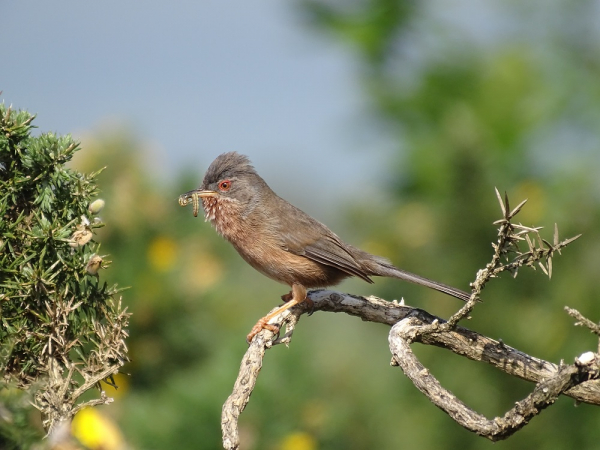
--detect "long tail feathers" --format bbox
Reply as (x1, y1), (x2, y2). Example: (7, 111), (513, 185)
(375, 264), (472, 302)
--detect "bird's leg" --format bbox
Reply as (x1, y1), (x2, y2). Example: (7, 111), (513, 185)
(247, 282), (307, 343)
(281, 288), (314, 312)
(280, 290), (314, 312)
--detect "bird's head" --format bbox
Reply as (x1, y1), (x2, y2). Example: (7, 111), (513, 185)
(180, 152), (269, 235)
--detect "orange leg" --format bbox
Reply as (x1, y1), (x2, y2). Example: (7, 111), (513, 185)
(247, 283), (307, 343)
(281, 289), (314, 312)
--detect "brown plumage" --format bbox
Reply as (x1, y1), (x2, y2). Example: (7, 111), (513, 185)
(180, 152), (471, 342)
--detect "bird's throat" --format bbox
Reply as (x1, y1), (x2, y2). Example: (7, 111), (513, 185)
(202, 197), (245, 242)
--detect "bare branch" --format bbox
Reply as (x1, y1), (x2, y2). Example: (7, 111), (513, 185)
(565, 306), (600, 354)
(222, 336), (269, 450)
(565, 307), (600, 337)
(221, 290), (600, 449)
(389, 316), (599, 441)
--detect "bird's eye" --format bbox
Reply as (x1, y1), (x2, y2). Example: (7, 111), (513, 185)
(218, 180), (232, 191)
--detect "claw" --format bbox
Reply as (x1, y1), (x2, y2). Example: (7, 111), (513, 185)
(305, 297), (315, 316)
(246, 317), (280, 344)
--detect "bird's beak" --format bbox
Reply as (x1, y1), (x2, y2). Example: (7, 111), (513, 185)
(178, 188), (217, 206)
(188, 189), (218, 198)
(178, 189), (218, 217)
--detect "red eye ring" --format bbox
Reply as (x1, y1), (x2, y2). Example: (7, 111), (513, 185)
(218, 180), (232, 191)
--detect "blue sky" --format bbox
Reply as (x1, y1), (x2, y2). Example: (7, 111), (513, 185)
(3, 1), (391, 210)
(5, 1), (598, 213)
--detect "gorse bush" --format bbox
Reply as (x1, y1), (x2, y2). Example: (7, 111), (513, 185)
(0, 104), (129, 437)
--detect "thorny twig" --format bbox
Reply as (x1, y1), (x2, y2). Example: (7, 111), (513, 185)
(565, 306), (600, 354)
(414, 188), (580, 336)
(33, 297), (131, 436)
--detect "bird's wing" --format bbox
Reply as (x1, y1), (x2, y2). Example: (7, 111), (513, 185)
(302, 236), (374, 283)
(275, 201), (373, 283)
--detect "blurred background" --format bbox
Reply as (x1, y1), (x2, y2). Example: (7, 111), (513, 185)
(4, 1), (600, 449)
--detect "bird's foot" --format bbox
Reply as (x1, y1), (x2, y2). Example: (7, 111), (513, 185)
(247, 283), (308, 343)
(246, 317), (280, 344)
(304, 297), (315, 316)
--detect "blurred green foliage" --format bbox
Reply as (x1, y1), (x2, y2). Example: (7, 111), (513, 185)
(64, 1), (600, 449)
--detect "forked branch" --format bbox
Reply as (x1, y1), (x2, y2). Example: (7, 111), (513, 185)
(220, 190), (594, 450)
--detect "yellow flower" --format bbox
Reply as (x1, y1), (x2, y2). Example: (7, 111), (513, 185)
(102, 372), (129, 399)
(147, 236), (178, 272)
(280, 431), (317, 450)
(71, 408), (124, 450)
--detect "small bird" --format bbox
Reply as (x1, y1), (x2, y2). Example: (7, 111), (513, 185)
(180, 152), (471, 342)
